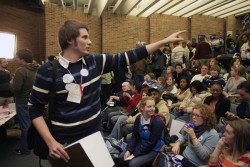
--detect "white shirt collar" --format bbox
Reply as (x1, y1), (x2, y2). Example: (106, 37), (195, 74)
(58, 52), (86, 69)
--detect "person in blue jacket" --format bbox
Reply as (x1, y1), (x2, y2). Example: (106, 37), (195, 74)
(119, 96), (165, 167)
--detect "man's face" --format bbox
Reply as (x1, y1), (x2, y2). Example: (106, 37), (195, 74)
(0, 59), (8, 69)
(150, 91), (160, 102)
(210, 70), (218, 77)
(236, 89), (250, 102)
(175, 66), (182, 74)
(201, 66), (208, 75)
(242, 35), (248, 42)
(122, 82), (130, 91)
(70, 28), (92, 55)
(15, 56), (23, 65)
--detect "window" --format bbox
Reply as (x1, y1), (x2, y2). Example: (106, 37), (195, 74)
(0, 32), (16, 59)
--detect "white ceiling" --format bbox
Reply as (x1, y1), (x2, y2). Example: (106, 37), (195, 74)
(41, 0), (250, 18)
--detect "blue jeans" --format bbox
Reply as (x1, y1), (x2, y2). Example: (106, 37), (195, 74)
(109, 115), (128, 139)
(16, 104), (31, 154)
(119, 148), (158, 167)
(172, 112), (190, 122)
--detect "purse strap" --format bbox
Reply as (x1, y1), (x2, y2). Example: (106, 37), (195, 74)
(47, 60), (59, 126)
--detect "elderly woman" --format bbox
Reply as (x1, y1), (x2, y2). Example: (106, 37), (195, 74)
(172, 104), (219, 167)
(119, 97), (165, 167)
(209, 119), (250, 167)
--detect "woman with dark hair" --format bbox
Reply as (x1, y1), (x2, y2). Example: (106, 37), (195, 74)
(173, 80), (211, 121)
(170, 77), (191, 110)
(204, 81), (231, 122)
(172, 104), (219, 167)
(209, 119), (250, 167)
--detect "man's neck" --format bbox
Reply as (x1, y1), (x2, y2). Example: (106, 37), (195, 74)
(201, 73), (207, 76)
(62, 50), (82, 63)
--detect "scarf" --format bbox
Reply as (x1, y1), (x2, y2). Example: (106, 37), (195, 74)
(193, 125), (207, 139)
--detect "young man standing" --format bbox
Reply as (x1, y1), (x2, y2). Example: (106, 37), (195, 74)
(11, 49), (39, 155)
(28, 20), (184, 162)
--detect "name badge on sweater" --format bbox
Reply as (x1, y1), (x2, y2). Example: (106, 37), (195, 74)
(65, 83), (81, 103)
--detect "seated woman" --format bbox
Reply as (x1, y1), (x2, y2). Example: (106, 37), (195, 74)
(163, 66), (174, 79)
(209, 119), (250, 167)
(156, 76), (165, 91)
(223, 65), (246, 101)
(172, 104), (219, 167)
(173, 80), (211, 121)
(119, 97), (165, 167)
(208, 58), (218, 71)
(142, 73), (157, 88)
(171, 77), (191, 111)
(204, 81), (231, 123)
(162, 76), (178, 95)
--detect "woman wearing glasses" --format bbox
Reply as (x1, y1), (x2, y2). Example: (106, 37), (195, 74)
(172, 104), (219, 167)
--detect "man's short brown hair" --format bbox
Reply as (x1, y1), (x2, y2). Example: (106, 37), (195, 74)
(58, 20), (88, 50)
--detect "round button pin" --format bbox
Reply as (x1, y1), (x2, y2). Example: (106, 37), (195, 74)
(63, 74), (74, 84)
(80, 69), (89, 76)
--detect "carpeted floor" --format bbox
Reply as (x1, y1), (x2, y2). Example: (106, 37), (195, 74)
(0, 127), (51, 167)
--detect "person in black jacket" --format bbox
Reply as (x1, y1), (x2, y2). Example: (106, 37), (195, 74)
(204, 81), (230, 123)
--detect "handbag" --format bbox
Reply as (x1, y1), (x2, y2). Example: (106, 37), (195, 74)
(27, 60), (58, 160)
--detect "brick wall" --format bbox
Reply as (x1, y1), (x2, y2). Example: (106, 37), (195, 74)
(226, 15), (242, 40)
(102, 13), (149, 54)
(191, 15), (226, 41)
(0, 4), (44, 74)
(149, 14), (190, 45)
(44, 2), (101, 57)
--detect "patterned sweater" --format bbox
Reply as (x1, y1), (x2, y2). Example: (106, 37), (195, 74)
(29, 46), (148, 144)
(209, 150), (250, 167)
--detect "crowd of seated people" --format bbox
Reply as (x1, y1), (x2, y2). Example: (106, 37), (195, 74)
(100, 38), (250, 166)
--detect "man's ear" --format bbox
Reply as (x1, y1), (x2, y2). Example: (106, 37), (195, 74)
(68, 39), (74, 45)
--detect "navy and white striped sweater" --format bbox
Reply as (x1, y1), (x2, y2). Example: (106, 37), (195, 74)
(29, 46), (148, 144)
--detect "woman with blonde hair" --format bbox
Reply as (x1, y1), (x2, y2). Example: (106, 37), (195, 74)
(223, 65), (247, 98)
(172, 104), (219, 166)
(209, 119), (250, 167)
(119, 97), (165, 167)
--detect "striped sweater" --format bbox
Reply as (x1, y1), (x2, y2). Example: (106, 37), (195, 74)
(29, 46), (148, 144)
(209, 150), (250, 167)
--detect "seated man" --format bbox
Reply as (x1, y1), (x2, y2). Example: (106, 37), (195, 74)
(173, 64), (192, 88)
(102, 81), (133, 130)
(148, 87), (170, 125)
(190, 64), (210, 83)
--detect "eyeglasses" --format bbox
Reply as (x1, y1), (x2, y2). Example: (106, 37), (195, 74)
(190, 113), (202, 118)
